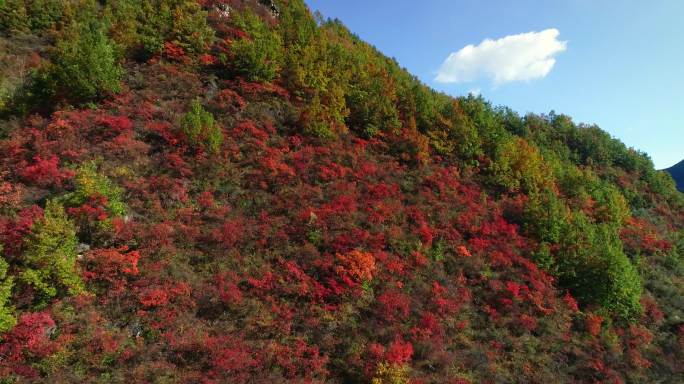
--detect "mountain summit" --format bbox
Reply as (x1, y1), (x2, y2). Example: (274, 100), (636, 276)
(665, 159), (684, 192)
(0, 0), (683, 382)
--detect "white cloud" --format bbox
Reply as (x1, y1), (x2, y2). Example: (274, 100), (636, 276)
(435, 29), (567, 85)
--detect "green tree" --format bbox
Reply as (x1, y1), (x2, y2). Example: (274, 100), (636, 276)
(106, 0), (214, 57)
(0, 0), (28, 34)
(459, 94), (507, 156)
(181, 99), (223, 153)
(556, 213), (642, 321)
(20, 200), (84, 303)
(228, 10), (283, 82)
(26, 0), (64, 31)
(523, 188), (569, 244)
(590, 182), (629, 226)
(278, 3), (349, 138)
(425, 99), (482, 164)
(490, 137), (553, 194)
(29, 20), (122, 105)
(0, 246), (16, 333)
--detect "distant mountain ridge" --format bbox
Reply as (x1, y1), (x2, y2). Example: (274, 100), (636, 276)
(665, 160), (684, 192)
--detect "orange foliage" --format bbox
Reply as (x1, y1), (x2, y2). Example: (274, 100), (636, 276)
(586, 314), (603, 337)
(456, 245), (472, 258)
(335, 249), (376, 283)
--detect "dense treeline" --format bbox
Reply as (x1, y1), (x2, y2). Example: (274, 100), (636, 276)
(1, 0), (683, 382)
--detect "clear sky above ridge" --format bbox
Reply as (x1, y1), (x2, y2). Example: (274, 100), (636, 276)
(304, 0), (684, 169)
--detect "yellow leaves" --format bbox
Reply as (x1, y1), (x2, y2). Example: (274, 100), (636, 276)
(371, 362), (410, 384)
(492, 137), (554, 194)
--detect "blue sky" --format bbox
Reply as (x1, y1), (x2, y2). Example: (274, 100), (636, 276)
(305, 0), (684, 169)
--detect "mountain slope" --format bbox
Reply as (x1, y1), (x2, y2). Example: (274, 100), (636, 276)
(665, 160), (684, 192)
(0, 0), (683, 382)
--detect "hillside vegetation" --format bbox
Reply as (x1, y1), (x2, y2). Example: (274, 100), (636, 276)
(0, 0), (683, 382)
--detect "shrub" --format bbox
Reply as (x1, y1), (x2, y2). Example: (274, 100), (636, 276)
(0, 246), (16, 333)
(227, 10), (283, 82)
(425, 100), (482, 164)
(522, 188), (569, 244)
(63, 161), (126, 217)
(0, 311), (57, 374)
(180, 99), (223, 153)
(19, 155), (75, 188)
(371, 362), (410, 384)
(556, 213), (642, 321)
(279, 9), (349, 139)
(345, 60), (401, 138)
(335, 249), (376, 285)
(377, 291), (411, 322)
(490, 137), (553, 194)
(0, 0), (29, 34)
(29, 20), (122, 106)
(106, 0), (214, 57)
(25, 0), (64, 31)
(20, 200), (84, 302)
(0, 0), (67, 34)
(83, 247), (139, 293)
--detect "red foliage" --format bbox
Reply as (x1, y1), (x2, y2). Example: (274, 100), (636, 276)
(19, 155), (75, 187)
(0, 180), (22, 208)
(384, 337), (413, 364)
(95, 115), (134, 132)
(505, 281), (526, 300)
(164, 152), (193, 177)
(233, 120), (270, 143)
(411, 312), (444, 340)
(0, 205), (43, 256)
(563, 292), (580, 312)
(259, 148), (296, 180)
(68, 195), (110, 222)
(620, 217), (672, 255)
(212, 218), (245, 248)
(627, 324), (653, 349)
(200, 54), (217, 66)
(586, 314), (603, 337)
(204, 335), (259, 383)
(377, 290), (411, 322)
(628, 349), (652, 370)
(226, 79), (290, 100)
(163, 42), (186, 61)
(0, 26), (679, 381)
(215, 272), (243, 305)
(411, 250), (429, 267)
(83, 247), (140, 293)
(197, 190), (216, 209)
(146, 121), (181, 145)
(148, 222), (175, 248)
(139, 288), (170, 308)
(0, 312), (58, 378)
(211, 88), (247, 112)
(247, 270), (275, 292)
(271, 339), (328, 379)
(519, 314), (538, 332)
(641, 296), (664, 323)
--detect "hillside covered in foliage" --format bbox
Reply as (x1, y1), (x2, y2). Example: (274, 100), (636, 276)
(0, 0), (683, 382)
